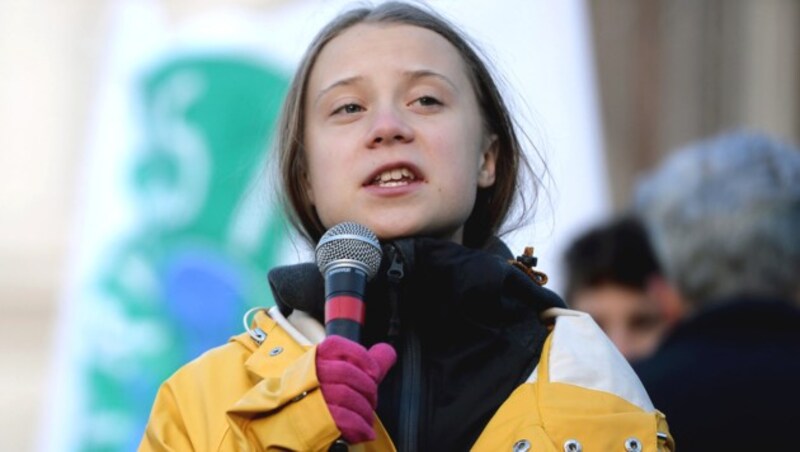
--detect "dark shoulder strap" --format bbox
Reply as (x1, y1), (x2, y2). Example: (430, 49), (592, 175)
(266, 263), (325, 321)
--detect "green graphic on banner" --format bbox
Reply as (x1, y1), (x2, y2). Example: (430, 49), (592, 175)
(78, 56), (290, 451)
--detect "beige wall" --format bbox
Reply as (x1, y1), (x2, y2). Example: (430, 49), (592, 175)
(591, 0), (800, 208)
(0, 0), (108, 449)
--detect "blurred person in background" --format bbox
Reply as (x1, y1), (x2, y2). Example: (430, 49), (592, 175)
(633, 129), (800, 451)
(562, 215), (684, 363)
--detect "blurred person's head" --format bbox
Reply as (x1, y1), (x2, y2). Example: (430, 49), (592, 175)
(563, 215), (682, 361)
(635, 130), (800, 310)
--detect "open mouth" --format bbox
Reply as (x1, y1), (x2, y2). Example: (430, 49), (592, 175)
(365, 164), (423, 188)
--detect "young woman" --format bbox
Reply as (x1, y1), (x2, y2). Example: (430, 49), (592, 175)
(141, 2), (673, 451)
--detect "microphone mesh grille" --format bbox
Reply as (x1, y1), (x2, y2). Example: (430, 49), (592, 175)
(315, 222), (382, 279)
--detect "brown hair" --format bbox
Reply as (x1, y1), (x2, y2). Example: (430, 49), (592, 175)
(563, 215), (663, 304)
(277, 1), (539, 248)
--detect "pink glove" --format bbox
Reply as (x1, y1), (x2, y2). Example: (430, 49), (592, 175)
(316, 336), (397, 444)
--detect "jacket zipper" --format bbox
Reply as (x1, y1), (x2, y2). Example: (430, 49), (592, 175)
(400, 329), (421, 451)
(386, 244), (421, 452)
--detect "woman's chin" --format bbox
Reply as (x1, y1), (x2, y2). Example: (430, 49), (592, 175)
(372, 226), (419, 242)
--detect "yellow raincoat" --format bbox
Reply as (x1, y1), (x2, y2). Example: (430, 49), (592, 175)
(140, 306), (673, 451)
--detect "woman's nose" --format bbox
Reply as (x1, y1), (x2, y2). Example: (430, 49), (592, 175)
(366, 107), (414, 148)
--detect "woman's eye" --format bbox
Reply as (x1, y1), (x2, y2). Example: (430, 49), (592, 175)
(414, 96), (442, 107)
(332, 103), (364, 115)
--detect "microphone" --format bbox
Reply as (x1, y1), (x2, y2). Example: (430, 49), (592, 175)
(315, 222), (382, 342)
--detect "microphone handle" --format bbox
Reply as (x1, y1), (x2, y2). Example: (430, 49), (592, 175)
(324, 266), (368, 343)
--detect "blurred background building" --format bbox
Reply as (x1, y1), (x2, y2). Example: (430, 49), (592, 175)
(592, 0), (800, 206)
(0, 0), (797, 450)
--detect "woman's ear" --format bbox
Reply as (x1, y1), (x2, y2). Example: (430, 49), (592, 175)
(477, 134), (498, 188)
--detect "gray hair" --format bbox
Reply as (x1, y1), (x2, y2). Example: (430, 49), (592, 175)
(634, 130), (800, 307)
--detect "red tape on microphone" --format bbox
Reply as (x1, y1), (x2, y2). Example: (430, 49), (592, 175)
(325, 296), (366, 324)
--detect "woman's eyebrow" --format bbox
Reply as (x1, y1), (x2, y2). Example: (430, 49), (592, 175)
(314, 75), (364, 105)
(313, 70), (458, 106)
(404, 69), (459, 92)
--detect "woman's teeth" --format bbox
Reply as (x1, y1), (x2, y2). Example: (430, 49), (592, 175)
(374, 167), (416, 186)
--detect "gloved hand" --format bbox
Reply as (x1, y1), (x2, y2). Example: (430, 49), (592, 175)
(315, 336), (397, 444)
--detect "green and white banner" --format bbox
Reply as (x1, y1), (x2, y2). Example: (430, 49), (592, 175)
(44, 2), (295, 450)
(80, 56), (290, 448)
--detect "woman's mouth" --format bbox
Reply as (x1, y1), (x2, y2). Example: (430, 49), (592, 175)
(365, 164), (423, 188)
(372, 167), (417, 187)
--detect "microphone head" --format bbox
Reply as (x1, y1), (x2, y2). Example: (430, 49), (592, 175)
(315, 222), (383, 279)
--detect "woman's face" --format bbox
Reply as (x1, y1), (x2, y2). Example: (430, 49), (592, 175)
(302, 23), (497, 243)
